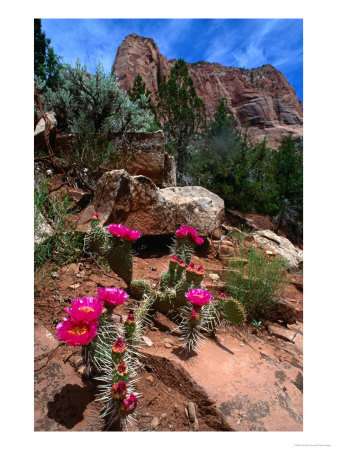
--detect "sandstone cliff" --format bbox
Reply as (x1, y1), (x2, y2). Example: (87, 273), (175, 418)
(112, 33), (303, 148)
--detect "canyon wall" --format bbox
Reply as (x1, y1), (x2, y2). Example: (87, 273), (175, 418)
(112, 34), (303, 149)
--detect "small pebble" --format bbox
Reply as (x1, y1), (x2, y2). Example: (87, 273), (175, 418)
(146, 375), (154, 383)
(70, 283), (81, 289)
(164, 342), (172, 348)
(151, 417), (159, 430)
(141, 336), (153, 347)
(240, 343), (244, 347)
(161, 413), (167, 419)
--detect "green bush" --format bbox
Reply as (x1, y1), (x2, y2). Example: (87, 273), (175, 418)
(34, 173), (83, 270)
(225, 246), (288, 320)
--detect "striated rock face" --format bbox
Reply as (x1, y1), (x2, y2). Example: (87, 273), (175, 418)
(112, 34), (303, 148)
(77, 170), (224, 236)
(109, 130), (176, 187)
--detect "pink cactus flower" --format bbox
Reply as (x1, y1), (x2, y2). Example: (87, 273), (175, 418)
(220, 293), (227, 298)
(170, 254), (178, 262)
(120, 393), (138, 415)
(185, 288), (214, 307)
(107, 223), (129, 239)
(97, 287), (129, 307)
(92, 212), (99, 219)
(56, 317), (98, 346)
(125, 228), (142, 241)
(175, 226), (204, 245)
(178, 259), (186, 268)
(111, 381), (128, 400)
(111, 337), (126, 356)
(192, 235), (204, 245)
(107, 224), (141, 241)
(196, 266), (204, 275)
(175, 225), (198, 238)
(64, 297), (103, 324)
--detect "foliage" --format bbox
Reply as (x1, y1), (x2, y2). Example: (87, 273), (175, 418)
(156, 59), (207, 184)
(128, 73), (158, 127)
(272, 135), (303, 226)
(34, 173), (83, 271)
(188, 98), (302, 218)
(40, 60), (156, 168)
(225, 246), (288, 320)
(34, 19), (63, 89)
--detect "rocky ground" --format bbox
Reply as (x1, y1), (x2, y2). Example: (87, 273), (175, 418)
(34, 236), (303, 432)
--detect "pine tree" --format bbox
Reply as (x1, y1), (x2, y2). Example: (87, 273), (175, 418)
(128, 73), (157, 120)
(156, 59), (206, 184)
(34, 19), (62, 89)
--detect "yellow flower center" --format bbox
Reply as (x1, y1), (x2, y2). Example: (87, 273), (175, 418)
(68, 324), (88, 335)
(78, 306), (95, 313)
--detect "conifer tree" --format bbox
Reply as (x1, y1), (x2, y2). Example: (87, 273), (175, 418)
(156, 59), (206, 184)
(34, 19), (62, 89)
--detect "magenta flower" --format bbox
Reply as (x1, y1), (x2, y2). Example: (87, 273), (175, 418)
(111, 381), (128, 400)
(107, 224), (141, 241)
(97, 287), (129, 307)
(56, 317), (98, 346)
(185, 288), (214, 307)
(108, 223), (129, 239)
(125, 228), (142, 241)
(175, 226), (204, 245)
(64, 297), (103, 324)
(175, 225), (198, 238)
(192, 235), (204, 245)
(120, 393), (138, 415)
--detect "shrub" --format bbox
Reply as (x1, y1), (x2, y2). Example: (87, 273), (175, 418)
(225, 246), (288, 320)
(34, 172), (83, 270)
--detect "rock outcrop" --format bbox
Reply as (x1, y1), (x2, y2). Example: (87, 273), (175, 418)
(251, 229), (303, 269)
(77, 169), (224, 236)
(112, 34), (303, 148)
(109, 130), (176, 187)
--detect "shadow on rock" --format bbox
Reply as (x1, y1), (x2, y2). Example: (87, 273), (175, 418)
(47, 381), (97, 429)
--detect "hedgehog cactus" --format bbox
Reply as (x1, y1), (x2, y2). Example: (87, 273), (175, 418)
(85, 221), (142, 286)
(217, 297), (247, 325)
(129, 279), (151, 300)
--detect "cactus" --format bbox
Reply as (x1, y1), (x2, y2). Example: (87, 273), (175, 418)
(160, 270), (177, 289)
(217, 298), (247, 325)
(103, 239), (133, 286)
(129, 279), (151, 300)
(175, 280), (194, 308)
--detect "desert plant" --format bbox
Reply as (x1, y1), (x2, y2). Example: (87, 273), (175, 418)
(56, 287), (153, 427)
(225, 246), (288, 320)
(84, 219), (141, 286)
(34, 172), (83, 270)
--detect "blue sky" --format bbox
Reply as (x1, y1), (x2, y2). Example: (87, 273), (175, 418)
(41, 18), (303, 100)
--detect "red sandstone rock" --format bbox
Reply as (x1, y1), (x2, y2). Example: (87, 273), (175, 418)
(112, 34), (303, 149)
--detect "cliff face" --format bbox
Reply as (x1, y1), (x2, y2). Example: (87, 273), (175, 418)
(112, 34), (303, 148)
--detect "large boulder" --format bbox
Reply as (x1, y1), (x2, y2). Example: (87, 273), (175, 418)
(109, 130), (176, 187)
(251, 230), (303, 269)
(77, 170), (224, 236)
